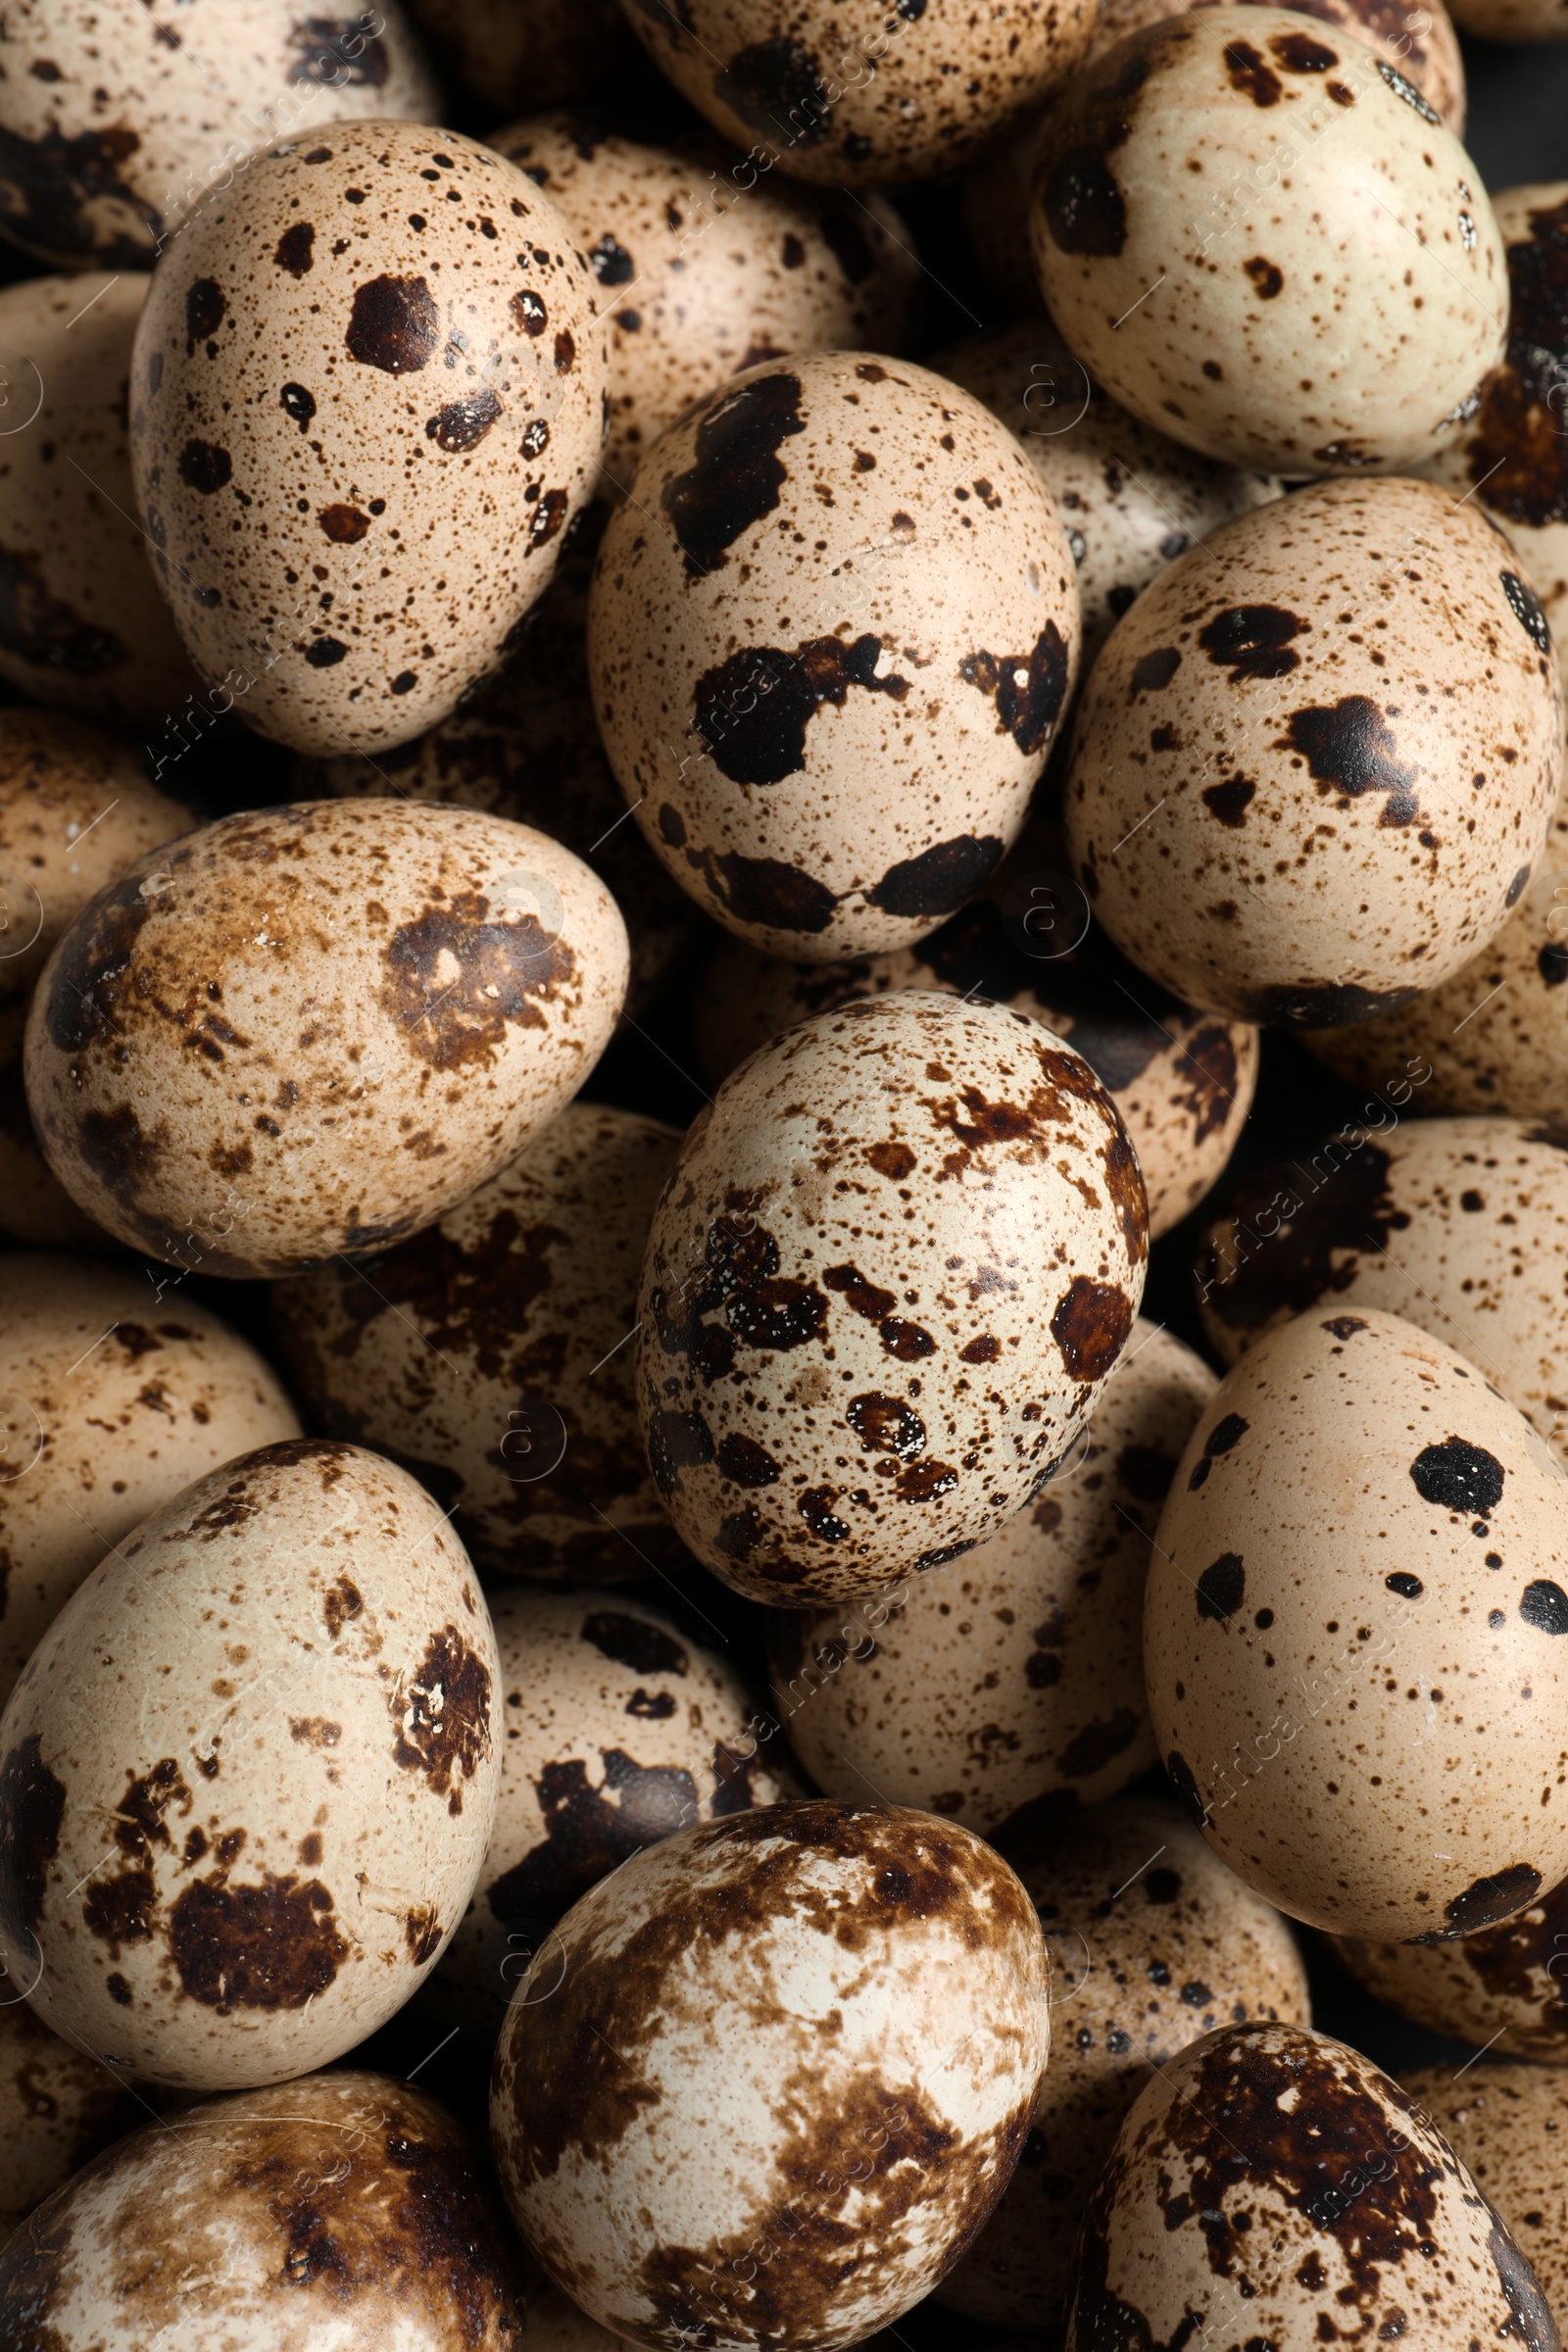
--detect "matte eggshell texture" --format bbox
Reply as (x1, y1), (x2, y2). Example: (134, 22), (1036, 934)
(405, 0), (632, 107)
(490, 115), (922, 495)
(1032, 12), (1505, 477)
(0, 2003), (141, 2242)
(1329, 1867), (1568, 2058)
(588, 351), (1082, 963)
(1147, 1305), (1568, 1942)
(636, 992), (1148, 1605)
(0, 1252), (301, 1708)
(0, 1439), (501, 2090)
(0, 2070), (529, 2349)
(489, 1800), (1049, 2352)
(935, 1800), (1309, 2338)
(0, 0), (440, 269)
(127, 122), (606, 757)
(1194, 1114), (1568, 1445)
(1083, 0), (1467, 129)
(1063, 477), (1564, 1028)
(768, 1322), (1214, 1830)
(1064, 2023), (1558, 2352)
(1403, 2062), (1568, 2318)
(23, 798), (629, 1278)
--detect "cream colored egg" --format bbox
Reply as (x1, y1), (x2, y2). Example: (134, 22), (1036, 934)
(589, 351), (1082, 962)
(0, 1252), (301, 1709)
(270, 1102), (682, 1581)
(767, 1322), (1213, 1830)
(1403, 2061), (1568, 2322)
(1194, 1114), (1568, 1446)
(491, 114), (922, 495)
(0, 1438), (500, 2090)
(0, 2069), (528, 2346)
(1083, 0), (1466, 127)
(127, 121), (606, 757)
(0, 1001), (109, 1250)
(637, 991), (1148, 1606)
(1065, 2023), (1557, 2351)
(405, 0), (632, 108)
(1063, 477), (1564, 1027)
(1032, 12), (1505, 476)
(0, 2002), (141, 2242)
(936, 1800), (1309, 2337)
(1329, 1870), (1568, 2059)
(490, 1798), (1049, 2352)
(1148, 1305), (1568, 1943)
(24, 798), (628, 1278)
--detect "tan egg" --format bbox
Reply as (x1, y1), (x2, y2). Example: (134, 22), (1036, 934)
(0, 1437), (500, 2090)
(637, 991), (1148, 1606)
(24, 799), (628, 1279)
(270, 1102), (682, 1582)
(404, 0), (633, 109)
(935, 322), (1280, 662)
(0, 277), (200, 726)
(0, 1252), (301, 1709)
(1084, 0), (1465, 127)
(0, 2003), (142, 2242)
(1064, 2022), (1557, 2352)
(1329, 1869), (1568, 2059)
(0, 2069), (528, 2346)
(490, 114), (922, 496)
(1402, 2061), (1568, 2323)
(0, 1001), (108, 1250)
(1063, 477), (1565, 1027)
(490, 1799), (1049, 2352)
(0, 0), (440, 270)
(1194, 1114), (1568, 1446)
(292, 509), (700, 1017)
(437, 1586), (795, 2022)
(767, 1322), (1213, 1830)
(1032, 13), (1504, 477)
(127, 121), (607, 757)
(936, 1799), (1309, 2337)
(1148, 1305), (1568, 1943)
(589, 352), (1082, 962)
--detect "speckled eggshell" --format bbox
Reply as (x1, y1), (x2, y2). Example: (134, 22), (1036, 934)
(1148, 1305), (1568, 1943)
(0, 276), (201, 725)
(1403, 2061), (1568, 2319)
(0, 1), (441, 270)
(127, 122), (606, 757)
(1083, 0), (1466, 128)
(1332, 1872), (1568, 2060)
(1063, 476), (1564, 1028)
(1194, 1115), (1568, 1445)
(0, 1437), (501, 2090)
(767, 1321), (1213, 1831)
(491, 114), (922, 495)
(405, 0), (633, 108)
(1032, 12), (1505, 476)
(270, 1102), (683, 1582)
(1064, 2023), (1558, 2352)
(0, 2003), (141, 2242)
(935, 1800), (1309, 2338)
(935, 322), (1280, 662)
(0, 2070), (529, 2348)
(588, 351), (1082, 962)
(490, 1798), (1049, 2352)
(636, 991), (1148, 1606)
(437, 1586), (796, 2020)
(0, 1252), (301, 1710)
(23, 799), (628, 1278)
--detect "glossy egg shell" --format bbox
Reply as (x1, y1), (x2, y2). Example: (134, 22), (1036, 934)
(0, 2004), (141, 2242)
(1083, 0), (1466, 128)
(1402, 2061), (1568, 2319)
(1328, 1865), (1568, 2060)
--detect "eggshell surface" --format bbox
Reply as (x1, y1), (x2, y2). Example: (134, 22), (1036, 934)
(1083, 0), (1466, 128)
(0, 1437), (501, 2089)
(1402, 2061), (1568, 2319)
(0, 2003), (141, 2242)
(1329, 1867), (1568, 2060)
(489, 1798), (1049, 2352)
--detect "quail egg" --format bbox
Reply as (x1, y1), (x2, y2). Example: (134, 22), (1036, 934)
(1402, 2060), (1568, 2322)
(1446, 0), (1568, 34)
(1084, 0), (1466, 128)
(1329, 1867), (1568, 2060)
(404, 0), (633, 109)
(0, 2002), (141, 2242)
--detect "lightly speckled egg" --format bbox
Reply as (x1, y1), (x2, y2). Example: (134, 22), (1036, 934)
(636, 991), (1148, 1607)
(0, 1437), (501, 2091)
(767, 1321), (1213, 1832)
(127, 121), (607, 758)
(0, 0), (441, 270)
(0, 2003), (142, 2242)
(0, 276), (200, 726)
(934, 1798), (1310, 2338)
(0, 1251), (301, 1709)
(1031, 11), (1505, 477)
(1063, 476), (1565, 1028)
(0, 2069), (529, 2349)
(1083, 0), (1467, 129)
(1148, 1304), (1568, 1944)
(1402, 2061), (1568, 2320)
(588, 350), (1082, 962)
(1329, 1867), (1568, 2058)
(23, 798), (629, 1279)
(404, 0), (633, 109)
(489, 1798), (1049, 2352)
(1194, 1114), (1568, 1445)
(434, 1586), (796, 2022)
(490, 113), (922, 496)
(270, 1102), (683, 1582)
(1064, 2022), (1559, 2352)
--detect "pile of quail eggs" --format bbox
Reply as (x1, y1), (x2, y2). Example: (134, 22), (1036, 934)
(1, 0), (1568, 2345)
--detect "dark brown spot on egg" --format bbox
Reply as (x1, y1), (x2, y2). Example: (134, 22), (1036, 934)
(1244, 255), (1284, 297)
(390, 1626), (492, 1812)
(1520, 1580), (1568, 1636)
(1197, 1552), (1246, 1622)
(715, 38), (833, 149)
(958, 622), (1070, 756)
(318, 503), (368, 543)
(380, 891), (574, 1071)
(864, 834), (1004, 920)
(0, 1737), (64, 1956)
(405, 1904), (443, 1964)
(662, 371), (805, 578)
(274, 220), (315, 276)
(424, 386), (502, 453)
(1224, 37), (1282, 101)
(694, 633), (908, 786)
(1411, 1863), (1544, 1941)
(1283, 696), (1420, 827)
(689, 844), (838, 935)
(489, 1753), (701, 1929)
(582, 1612), (688, 1678)
(286, 17), (391, 84)
(168, 1871), (349, 2009)
(1201, 773), (1257, 826)
(847, 1393), (926, 1459)
(184, 277), (224, 347)
(281, 381), (317, 431)
(1128, 647), (1181, 697)
(1200, 604), (1304, 680)
(1409, 1436), (1504, 1520)
(346, 273), (439, 373)
(178, 437), (231, 494)
(1051, 1277), (1133, 1382)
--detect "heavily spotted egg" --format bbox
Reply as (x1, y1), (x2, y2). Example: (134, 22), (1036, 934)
(1329, 1865), (1568, 2059)
(1083, 0), (1467, 129)
(1402, 2060), (1568, 2321)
